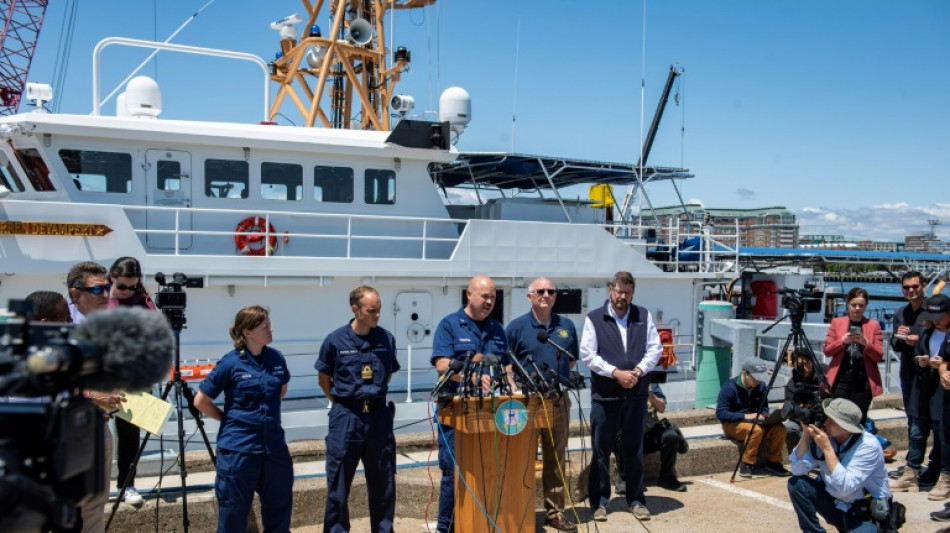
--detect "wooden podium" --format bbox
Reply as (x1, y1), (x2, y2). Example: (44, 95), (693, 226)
(437, 394), (553, 533)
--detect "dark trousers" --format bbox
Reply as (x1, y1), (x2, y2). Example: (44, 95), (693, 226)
(214, 447), (293, 533)
(787, 475), (877, 533)
(324, 403), (396, 533)
(589, 398), (647, 507)
(114, 417), (141, 489)
(831, 366), (872, 423)
(615, 421), (685, 479)
(436, 423), (456, 533)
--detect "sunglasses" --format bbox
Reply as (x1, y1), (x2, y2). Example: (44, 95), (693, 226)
(902, 284), (921, 290)
(113, 282), (138, 292)
(75, 284), (111, 295)
(533, 289), (557, 295)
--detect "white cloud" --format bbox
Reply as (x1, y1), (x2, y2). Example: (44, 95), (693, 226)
(794, 204), (950, 241)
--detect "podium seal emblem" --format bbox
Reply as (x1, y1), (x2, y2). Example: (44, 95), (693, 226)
(495, 399), (528, 436)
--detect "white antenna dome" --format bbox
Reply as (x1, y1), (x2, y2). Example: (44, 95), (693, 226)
(439, 87), (471, 134)
(125, 76), (162, 118)
(116, 92), (131, 117)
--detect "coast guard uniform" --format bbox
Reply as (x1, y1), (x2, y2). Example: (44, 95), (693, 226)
(199, 346), (293, 533)
(316, 322), (400, 533)
(430, 307), (508, 533)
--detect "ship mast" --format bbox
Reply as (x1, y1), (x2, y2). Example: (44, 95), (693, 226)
(268, 0), (434, 130)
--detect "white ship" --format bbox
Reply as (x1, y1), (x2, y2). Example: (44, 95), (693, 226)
(0, 1), (818, 443)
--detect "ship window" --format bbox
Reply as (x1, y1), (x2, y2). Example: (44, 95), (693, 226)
(205, 159), (248, 198)
(364, 169), (395, 205)
(0, 151), (25, 192)
(157, 160), (181, 191)
(59, 149), (132, 193)
(314, 166), (353, 203)
(15, 148), (55, 191)
(261, 162), (302, 201)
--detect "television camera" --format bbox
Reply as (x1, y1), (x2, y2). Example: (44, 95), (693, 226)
(154, 271), (187, 330)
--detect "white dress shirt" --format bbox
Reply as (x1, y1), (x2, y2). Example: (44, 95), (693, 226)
(580, 304), (662, 378)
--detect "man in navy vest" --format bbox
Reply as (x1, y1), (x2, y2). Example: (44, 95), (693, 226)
(580, 271), (662, 522)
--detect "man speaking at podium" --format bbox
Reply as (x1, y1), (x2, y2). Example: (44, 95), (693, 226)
(581, 271), (662, 522)
(430, 275), (509, 533)
(506, 277), (579, 531)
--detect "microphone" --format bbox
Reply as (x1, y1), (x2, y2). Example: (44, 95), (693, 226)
(430, 357), (465, 397)
(506, 349), (539, 394)
(539, 362), (575, 390)
(26, 307), (174, 392)
(524, 354), (551, 393)
(536, 331), (576, 361)
(459, 352), (483, 396)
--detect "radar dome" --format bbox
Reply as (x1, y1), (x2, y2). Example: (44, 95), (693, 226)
(439, 87), (471, 134)
(125, 76), (162, 118)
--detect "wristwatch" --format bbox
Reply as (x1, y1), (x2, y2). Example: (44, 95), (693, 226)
(632, 367), (643, 378)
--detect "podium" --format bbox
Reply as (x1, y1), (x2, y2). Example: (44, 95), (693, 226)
(437, 394), (554, 533)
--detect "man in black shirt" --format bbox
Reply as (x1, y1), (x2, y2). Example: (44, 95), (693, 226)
(891, 270), (940, 488)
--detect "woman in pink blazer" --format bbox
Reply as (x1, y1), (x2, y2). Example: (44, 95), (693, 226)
(823, 286), (884, 421)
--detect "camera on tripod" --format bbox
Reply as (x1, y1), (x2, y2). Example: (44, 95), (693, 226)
(779, 283), (822, 315)
(154, 272), (188, 330)
(1, 299), (106, 532)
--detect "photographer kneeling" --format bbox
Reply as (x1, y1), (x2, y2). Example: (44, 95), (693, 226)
(788, 398), (895, 533)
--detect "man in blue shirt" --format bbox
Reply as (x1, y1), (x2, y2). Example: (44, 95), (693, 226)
(580, 271), (661, 522)
(430, 275), (508, 533)
(316, 286), (400, 533)
(788, 398), (892, 532)
(506, 277), (578, 532)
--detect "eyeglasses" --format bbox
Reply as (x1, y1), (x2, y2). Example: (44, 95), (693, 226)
(75, 284), (111, 295)
(902, 284), (921, 291)
(113, 283), (138, 292)
(533, 289), (557, 296)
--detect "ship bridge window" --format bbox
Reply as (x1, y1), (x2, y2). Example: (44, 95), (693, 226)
(59, 149), (132, 193)
(204, 159), (248, 198)
(0, 151), (25, 193)
(365, 169), (395, 205)
(15, 148), (55, 191)
(261, 162), (302, 201)
(314, 166), (353, 203)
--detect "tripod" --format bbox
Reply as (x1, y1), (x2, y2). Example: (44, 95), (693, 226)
(106, 322), (216, 532)
(729, 298), (832, 482)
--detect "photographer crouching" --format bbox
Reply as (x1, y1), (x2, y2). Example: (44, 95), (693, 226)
(787, 398), (903, 532)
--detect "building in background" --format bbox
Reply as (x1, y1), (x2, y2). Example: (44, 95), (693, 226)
(641, 204), (798, 248)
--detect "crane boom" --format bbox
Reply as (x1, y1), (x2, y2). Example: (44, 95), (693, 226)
(0, 0), (48, 116)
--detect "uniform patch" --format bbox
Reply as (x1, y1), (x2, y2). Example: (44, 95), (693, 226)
(557, 329), (569, 339)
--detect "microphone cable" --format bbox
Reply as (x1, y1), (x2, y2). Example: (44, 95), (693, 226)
(536, 392), (584, 530)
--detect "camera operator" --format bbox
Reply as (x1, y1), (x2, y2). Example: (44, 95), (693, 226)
(784, 351), (827, 453)
(788, 398), (892, 533)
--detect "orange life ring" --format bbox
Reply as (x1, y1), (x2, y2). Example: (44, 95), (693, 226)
(234, 216), (278, 256)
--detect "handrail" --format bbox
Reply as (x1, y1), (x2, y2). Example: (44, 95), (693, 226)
(92, 37), (270, 121)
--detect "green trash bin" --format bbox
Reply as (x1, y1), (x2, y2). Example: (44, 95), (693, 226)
(695, 301), (735, 409)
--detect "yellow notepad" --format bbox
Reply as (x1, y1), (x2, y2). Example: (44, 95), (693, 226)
(113, 391), (173, 435)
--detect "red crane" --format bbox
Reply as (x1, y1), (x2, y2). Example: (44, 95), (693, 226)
(0, 0), (48, 116)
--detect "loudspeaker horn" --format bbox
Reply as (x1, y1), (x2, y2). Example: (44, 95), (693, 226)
(347, 18), (374, 46)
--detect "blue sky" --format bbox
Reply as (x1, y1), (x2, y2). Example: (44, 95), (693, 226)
(22, 0), (950, 242)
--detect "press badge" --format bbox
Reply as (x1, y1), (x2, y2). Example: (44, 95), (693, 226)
(362, 364), (373, 381)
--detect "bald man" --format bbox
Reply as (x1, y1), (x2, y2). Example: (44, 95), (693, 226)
(430, 275), (509, 533)
(506, 277), (579, 531)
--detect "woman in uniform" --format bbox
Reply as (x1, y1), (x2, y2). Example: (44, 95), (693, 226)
(194, 305), (293, 533)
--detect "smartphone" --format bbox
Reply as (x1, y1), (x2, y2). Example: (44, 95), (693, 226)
(849, 325), (861, 336)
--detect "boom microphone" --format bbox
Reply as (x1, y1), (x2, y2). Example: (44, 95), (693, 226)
(28, 307), (174, 392)
(539, 362), (576, 390)
(536, 331), (576, 361)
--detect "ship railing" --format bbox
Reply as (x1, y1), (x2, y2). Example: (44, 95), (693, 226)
(115, 203), (467, 259)
(602, 217), (741, 274)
